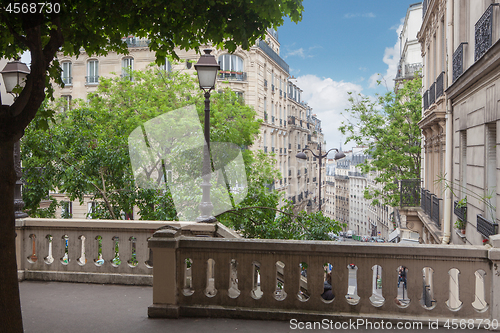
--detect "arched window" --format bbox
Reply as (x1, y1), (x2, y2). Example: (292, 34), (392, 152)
(218, 54), (243, 73)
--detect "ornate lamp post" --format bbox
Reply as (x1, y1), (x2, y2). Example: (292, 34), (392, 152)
(1, 60), (30, 219)
(194, 49), (220, 223)
(296, 143), (345, 211)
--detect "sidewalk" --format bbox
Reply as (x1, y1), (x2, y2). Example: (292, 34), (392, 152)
(20, 281), (487, 332)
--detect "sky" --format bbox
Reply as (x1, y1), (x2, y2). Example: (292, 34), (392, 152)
(277, 0), (421, 152)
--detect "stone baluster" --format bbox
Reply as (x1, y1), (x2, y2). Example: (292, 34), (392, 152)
(148, 228), (180, 318)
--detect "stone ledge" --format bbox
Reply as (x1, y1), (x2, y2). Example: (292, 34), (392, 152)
(21, 270), (152, 286)
(175, 304), (490, 326)
(148, 304), (180, 319)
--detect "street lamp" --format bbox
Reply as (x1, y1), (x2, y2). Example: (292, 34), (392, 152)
(296, 143), (345, 211)
(1, 59), (30, 219)
(194, 49), (220, 223)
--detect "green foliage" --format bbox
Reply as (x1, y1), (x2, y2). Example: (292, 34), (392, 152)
(217, 150), (345, 241)
(22, 66), (261, 220)
(339, 77), (422, 207)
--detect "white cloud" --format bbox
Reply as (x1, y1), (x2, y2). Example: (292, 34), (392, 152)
(344, 12), (376, 19)
(295, 75), (363, 149)
(368, 20), (404, 90)
(284, 45), (321, 59)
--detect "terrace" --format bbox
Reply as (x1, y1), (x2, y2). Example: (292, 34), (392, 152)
(16, 218), (500, 331)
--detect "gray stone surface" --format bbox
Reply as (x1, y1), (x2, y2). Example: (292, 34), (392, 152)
(20, 281), (489, 332)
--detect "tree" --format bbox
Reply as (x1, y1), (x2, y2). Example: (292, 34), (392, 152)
(22, 66), (262, 221)
(339, 77), (422, 207)
(0, 2), (303, 331)
(217, 151), (345, 240)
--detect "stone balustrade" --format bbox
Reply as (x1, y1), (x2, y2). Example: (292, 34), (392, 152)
(149, 231), (500, 325)
(15, 218), (238, 285)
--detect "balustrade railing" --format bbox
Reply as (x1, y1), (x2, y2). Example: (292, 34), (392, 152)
(435, 72), (444, 99)
(399, 179), (421, 207)
(149, 232), (500, 323)
(431, 196), (442, 228)
(453, 42), (467, 82)
(429, 82), (436, 106)
(477, 214), (498, 238)
(423, 90), (429, 111)
(475, 4), (499, 61)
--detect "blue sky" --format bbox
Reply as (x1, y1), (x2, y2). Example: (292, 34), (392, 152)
(278, 0), (422, 151)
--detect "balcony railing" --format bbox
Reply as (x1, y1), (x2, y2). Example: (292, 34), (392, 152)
(218, 71), (247, 81)
(475, 4), (499, 62)
(453, 43), (467, 83)
(435, 72), (444, 100)
(429, 82), (435, 106)
(399, 179), (421, 207)
(62, 77), (73, 85)
(149, 231), (500, 322)
(431, 196), (442, 228)
(264, 79), (268, 89)
(454, 200), (467, 222)
(423, 90), (429, 111)
(86, 76), (99, 84)
(477, 214), (498, 238)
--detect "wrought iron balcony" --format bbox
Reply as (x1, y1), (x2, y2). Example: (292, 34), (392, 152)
(436, 72), (444, 100)
(264, 79), (268, 89)
(86, 76), (99, 84)
(453, 43), (467, 83)
(475, 4), (499, 62)
(432, 196), (442, 228)
(62, 77), (73, 85)
(477, 214), (498, 238)
(429, 82), (436, 106)
(419, 188), (442, 227)
(399, 179), (421, 207)
(218, 71), (247, 81)
(423, 90), (429, 111)
(454, 200), (467, 222)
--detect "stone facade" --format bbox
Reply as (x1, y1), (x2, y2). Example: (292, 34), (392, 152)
(418, 0), (500, 245)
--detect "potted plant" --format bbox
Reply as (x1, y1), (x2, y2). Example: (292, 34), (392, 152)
(454, 219), (466, 233)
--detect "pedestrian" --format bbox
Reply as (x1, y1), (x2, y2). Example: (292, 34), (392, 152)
(321, 272), (334, 300)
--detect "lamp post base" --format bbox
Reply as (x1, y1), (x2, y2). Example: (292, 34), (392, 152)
(195, 215), (217, 223)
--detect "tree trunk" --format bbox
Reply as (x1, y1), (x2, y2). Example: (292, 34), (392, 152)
(0, 140), (24, 332)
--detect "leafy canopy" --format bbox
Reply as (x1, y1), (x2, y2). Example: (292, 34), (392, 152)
(22, 65), (261, 220)
(339, 77), (422, 207)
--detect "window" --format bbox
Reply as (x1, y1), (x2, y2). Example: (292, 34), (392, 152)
(460, 130), (467, 199)
(235, 91), (244, 104)
(122, 57), (134, 80)
(86, 60), (98, 84)
(161, 59), (172, 73)
(61, 95), (72, 112)
(218, 54), (243, 72)
(486, 123), (496, 213)
(61, 62), (72, 85)
(61, 201), (72, 219)
(87, 202), (97, 219)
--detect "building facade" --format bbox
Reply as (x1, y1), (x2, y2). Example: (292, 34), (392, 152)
(412, 0), (500, 245)
(52, 30), (325, 219)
